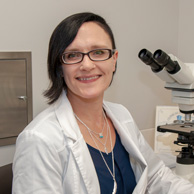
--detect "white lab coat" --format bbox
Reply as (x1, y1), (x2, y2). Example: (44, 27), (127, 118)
(12, 91), (194, 194)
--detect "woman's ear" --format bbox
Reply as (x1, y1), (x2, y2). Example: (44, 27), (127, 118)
(113, 50), (118, 71)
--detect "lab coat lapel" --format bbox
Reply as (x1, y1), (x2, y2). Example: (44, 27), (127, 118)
(55, 92), (100, 194)
(54, 91), (81, 141)
(103, 103), (148, 193)
(70, 137), (100, 194)
(103, 103), (147, 164)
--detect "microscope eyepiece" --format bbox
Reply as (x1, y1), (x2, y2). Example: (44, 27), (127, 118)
(138, 49), (163, 72)
(153, 49), (180, 74)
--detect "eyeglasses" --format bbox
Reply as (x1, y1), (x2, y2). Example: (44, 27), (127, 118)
(61, 49), (116, 65)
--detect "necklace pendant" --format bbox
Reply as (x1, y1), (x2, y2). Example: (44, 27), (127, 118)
(104, 147), (108, 155)
(112, 179), (117, 194)
(99, 133), (103, 138)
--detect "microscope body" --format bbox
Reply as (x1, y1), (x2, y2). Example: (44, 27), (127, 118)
(155, 59), (194, 115)
(138, 49), (194, 183)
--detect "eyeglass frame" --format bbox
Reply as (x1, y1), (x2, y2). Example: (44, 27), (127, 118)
(61, 48), (116, 65)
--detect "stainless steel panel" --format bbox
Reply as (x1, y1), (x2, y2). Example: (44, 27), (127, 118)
(0, 59), (27, 138)
(0, 52), (32, 146)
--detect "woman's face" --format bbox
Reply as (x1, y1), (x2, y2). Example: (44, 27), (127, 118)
(62, 22), (118, 102)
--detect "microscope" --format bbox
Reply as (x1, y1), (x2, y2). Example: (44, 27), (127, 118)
(138, 48), (194, 183)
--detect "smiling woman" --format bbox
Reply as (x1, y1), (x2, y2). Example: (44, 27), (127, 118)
(44, 12), (117, 105)
(12, 12), (194, 194)
(61, 22), (117, 102)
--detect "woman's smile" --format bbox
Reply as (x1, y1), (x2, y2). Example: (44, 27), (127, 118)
(76, 75), (101, 82)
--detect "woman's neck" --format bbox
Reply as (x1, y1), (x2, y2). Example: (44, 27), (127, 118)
(67, 91), (104, 122)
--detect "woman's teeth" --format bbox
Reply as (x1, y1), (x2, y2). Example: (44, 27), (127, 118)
(78, 76), (99, 81)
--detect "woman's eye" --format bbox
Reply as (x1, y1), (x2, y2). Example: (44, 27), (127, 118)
(94, 50), (104, 55)
(67, 53), (77, 59)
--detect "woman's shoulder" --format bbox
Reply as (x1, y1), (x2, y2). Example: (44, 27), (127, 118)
(23, 105), (58, 132)
(16, 105), (65, 150)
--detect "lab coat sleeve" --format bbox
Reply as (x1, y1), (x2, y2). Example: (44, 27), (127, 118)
(135, 124), (194, 194)
(12, 130), (63, 194)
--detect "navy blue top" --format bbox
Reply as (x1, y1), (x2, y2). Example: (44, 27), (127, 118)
(87, 130), (136, 194)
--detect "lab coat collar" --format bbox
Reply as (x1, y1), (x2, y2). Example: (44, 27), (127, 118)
(54, 90), (82, 141)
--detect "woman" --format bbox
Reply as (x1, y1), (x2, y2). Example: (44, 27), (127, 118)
(12, 12), (194, 194)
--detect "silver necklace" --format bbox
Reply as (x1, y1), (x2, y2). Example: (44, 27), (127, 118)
(74, 112), (117, 194)
(90, 111), (106, 138)
(90, 122), (109, 154)
(74, 111), (106, 138)
(74, 112), (109, 154)
(91, 114), (117, 194)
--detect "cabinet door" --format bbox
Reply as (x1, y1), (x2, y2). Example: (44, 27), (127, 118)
(0, 59), (28, 143)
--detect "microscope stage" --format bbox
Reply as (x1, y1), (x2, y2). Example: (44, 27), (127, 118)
(158, 123), (194, 136)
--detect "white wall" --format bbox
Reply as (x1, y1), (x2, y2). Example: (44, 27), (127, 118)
(0, 0), (181, 165)
(178, 0), (194, 62)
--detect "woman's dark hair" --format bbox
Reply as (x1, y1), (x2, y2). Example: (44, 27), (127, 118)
(44, 12), (117, 104)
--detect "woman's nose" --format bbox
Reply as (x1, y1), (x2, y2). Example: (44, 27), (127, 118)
(80, 55), (95, 71)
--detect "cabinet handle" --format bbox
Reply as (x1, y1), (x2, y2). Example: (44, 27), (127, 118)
(17, 96), (27, 101)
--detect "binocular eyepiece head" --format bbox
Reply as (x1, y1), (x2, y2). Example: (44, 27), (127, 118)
(138, 49), (163, 72)
(139, 49), (180, 74)
(153, 49), (179, 73)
